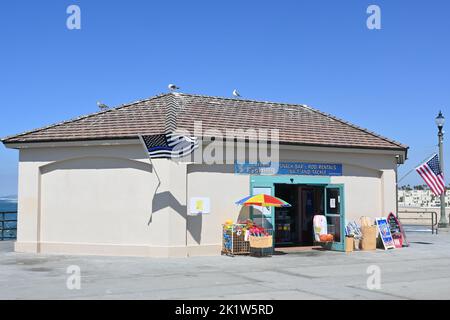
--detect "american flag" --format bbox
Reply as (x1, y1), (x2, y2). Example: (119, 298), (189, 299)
(140, 133), (199, 159)
(416, 154), (445, 196)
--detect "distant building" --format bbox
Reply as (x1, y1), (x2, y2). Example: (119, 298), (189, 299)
(398, 188), (450, 208)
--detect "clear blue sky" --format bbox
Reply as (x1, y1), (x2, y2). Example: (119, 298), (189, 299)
(1, 0), (450, 195)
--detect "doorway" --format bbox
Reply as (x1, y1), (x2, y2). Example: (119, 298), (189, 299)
(274, 184), (325, 247)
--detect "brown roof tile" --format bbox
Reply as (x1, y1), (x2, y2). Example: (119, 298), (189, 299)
(2, 93), (407, 151)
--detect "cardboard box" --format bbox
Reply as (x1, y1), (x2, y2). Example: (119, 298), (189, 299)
(361, 226), (377, 251)
(345, 236), (354, 252)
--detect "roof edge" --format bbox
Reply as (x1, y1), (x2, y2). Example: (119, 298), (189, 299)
(2, 135), (408, 153)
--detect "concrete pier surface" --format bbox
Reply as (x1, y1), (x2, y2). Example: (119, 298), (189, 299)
(1, 231), (449, 300)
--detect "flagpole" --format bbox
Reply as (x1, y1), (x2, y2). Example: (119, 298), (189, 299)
(436, 111), (448, 228)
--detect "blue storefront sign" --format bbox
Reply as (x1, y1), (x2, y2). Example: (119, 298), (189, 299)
(235, 162), (343, 176)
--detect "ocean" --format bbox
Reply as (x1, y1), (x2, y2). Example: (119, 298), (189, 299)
(0, 199), (18, 212)
(0, 198), (17, 240)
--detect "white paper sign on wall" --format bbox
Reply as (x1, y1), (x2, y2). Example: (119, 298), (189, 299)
(189, 197), (211, 215)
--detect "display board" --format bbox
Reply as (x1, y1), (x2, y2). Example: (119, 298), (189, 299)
(387, 212), (409, 247)
(375, 218), (396, 250)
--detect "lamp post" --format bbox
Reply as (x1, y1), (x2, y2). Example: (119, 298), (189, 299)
(436, 111), (448, 228)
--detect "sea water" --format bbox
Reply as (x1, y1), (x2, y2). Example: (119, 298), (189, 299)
(0, 199), (17, 212)
(0, 198), (17, 239)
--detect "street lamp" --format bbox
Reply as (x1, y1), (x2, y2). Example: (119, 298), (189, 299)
(436, 111), (448, 228)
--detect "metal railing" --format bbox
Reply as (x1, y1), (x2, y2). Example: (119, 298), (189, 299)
(0, 211), (17, 241)
(397, 210), (438, 235)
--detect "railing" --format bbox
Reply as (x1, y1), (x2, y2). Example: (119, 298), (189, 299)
(0, 211), (17, 241)
(397, 210), (438, 235)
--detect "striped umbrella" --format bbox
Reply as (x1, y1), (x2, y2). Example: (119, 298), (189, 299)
(235, 194), (291, 207)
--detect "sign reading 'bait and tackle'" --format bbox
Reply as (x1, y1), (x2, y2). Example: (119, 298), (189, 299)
(235, 162), (343, 176)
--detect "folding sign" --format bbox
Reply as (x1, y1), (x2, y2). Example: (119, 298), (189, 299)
(376, 218), (396, 250)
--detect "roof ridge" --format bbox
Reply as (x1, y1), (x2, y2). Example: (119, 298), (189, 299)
(177, 92), (307, 108)
(1, 93), (171, 142)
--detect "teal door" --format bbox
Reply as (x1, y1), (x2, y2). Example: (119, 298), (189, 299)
(324, 184), (345, 251)
(250, 175), (331, 232)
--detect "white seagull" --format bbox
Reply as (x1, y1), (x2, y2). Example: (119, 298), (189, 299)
(97, 101), (109, 110)
(168, 84), (180, 91)
(232, 89), (241, 98)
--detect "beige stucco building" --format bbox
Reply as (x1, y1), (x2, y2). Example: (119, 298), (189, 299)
(2, 93), (408, 257)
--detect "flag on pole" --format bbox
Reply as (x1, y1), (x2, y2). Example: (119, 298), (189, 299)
(416, 154), (445, 196)
(140, 133), (199, 159)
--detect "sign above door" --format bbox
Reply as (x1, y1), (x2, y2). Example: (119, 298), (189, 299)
(235, 162), (343, 176)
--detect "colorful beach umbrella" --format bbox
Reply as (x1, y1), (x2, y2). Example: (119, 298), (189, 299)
(235, 194), (291, 207)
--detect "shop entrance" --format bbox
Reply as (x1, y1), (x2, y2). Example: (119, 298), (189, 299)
(274, 184), (325, 247)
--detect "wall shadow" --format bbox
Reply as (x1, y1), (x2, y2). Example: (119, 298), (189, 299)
(187, 214), (202, 244)
(152, 190), (187, 220)
(188, 164), (234, 174)
(40, 157), (153, 174)
(151, 190), (202, 244)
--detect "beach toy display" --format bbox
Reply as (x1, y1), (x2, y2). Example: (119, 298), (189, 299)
(221, 221), (250, 255)
(222, 219), (272, 256)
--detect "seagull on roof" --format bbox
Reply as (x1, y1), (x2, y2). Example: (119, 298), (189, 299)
(168, 84), (180, 91)
(232, 89), (241, 98)
(97, 101), (109, 110)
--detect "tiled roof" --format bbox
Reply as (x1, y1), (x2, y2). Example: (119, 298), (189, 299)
(2, 93), (407, 151)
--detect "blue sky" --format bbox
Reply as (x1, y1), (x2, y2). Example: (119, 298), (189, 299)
(1, 0), (450, 195)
